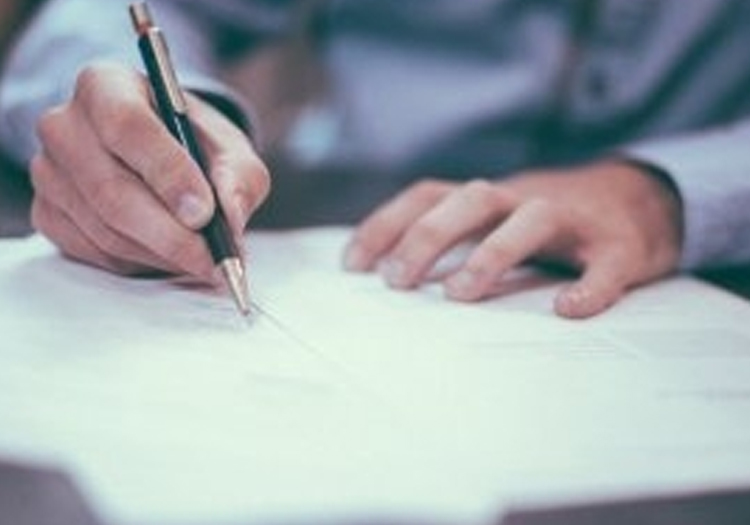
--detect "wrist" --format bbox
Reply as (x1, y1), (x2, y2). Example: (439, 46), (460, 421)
(609, 156), (684, 270)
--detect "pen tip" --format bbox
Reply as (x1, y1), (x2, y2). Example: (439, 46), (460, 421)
(220, 258), (251, 317)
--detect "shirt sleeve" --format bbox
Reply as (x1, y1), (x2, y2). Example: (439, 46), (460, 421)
(624, 121), (750, 271)
(0, 0), (292, 166)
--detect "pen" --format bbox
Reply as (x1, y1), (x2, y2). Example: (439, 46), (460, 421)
(128, 2), (251, 316)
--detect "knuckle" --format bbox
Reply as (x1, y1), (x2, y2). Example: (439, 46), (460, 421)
(97, 101), (143, 147)
(28, 153), (45, 174)
(476, 239), (514, 267)
(149, 147), (195, 189)
(30, 155), (86, 216)
(74, 62), (126, 106)
(28, 154), (49, 189)
(464, 178), (494, 194)
(73, 65), (104, 105)
(35, 106), (68, 149)
(87, 176), (116, 205)
(522, 197), (560, 227)
(75, 65), (149, 147)
(491, 183), (522, 207)
(411, 178), (447, 204)
(527, 196), (554, 214)
(237, 157), (271, 212)
(357, 213), (400, 250)
(463, 179), (501, 211)
(250, 159), (271, 202)
(408, 219), (445, 249)
(30, 199), (50, 236)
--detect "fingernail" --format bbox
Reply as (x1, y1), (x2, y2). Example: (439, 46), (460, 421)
(343, 243), (369, 272)
(556, 287), (591, 318)
(380, 258), (409, 288)
(445, 269), (481, 300)
(177, 193), (211, 229)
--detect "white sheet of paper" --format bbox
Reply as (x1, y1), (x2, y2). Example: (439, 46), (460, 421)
(1, 228), (750, 524)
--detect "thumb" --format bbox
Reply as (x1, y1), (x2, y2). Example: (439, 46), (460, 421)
(554, 251), (631, 319)
(211, 158), (270, 237)
(186, 91), (271, 237)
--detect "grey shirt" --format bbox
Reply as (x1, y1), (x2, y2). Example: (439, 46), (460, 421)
(2, 0), (750, 269)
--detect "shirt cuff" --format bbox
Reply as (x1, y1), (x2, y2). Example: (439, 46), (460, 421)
(622, 123), (750, 270)
(182, 74), (258, 145)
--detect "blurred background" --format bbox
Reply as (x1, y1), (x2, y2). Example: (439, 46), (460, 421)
(0, 0), (44, 236)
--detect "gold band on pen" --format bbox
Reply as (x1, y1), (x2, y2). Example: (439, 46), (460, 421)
(128, 3), (188, 113)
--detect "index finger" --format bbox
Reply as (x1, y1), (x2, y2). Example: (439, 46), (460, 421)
(444, 198), (563, 301)
(74, 62), (215, 230)
(344, 179), (453, 271)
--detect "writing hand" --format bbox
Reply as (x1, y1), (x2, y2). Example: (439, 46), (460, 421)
(31, 62), (269, 278)
(344, 161), (682, 318)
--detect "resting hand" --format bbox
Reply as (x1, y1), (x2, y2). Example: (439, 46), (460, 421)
(31, 62), (269, 278)
(344, 161), (682, 318)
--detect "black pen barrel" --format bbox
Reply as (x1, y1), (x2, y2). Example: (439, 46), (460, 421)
(173, 114), (237, 263)
(130, 1), (249, 315)
(137, 35), (238, 264)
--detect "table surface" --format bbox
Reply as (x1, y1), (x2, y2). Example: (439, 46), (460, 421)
(1, 152), (748, 299)
(2, 153), (750, 524)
